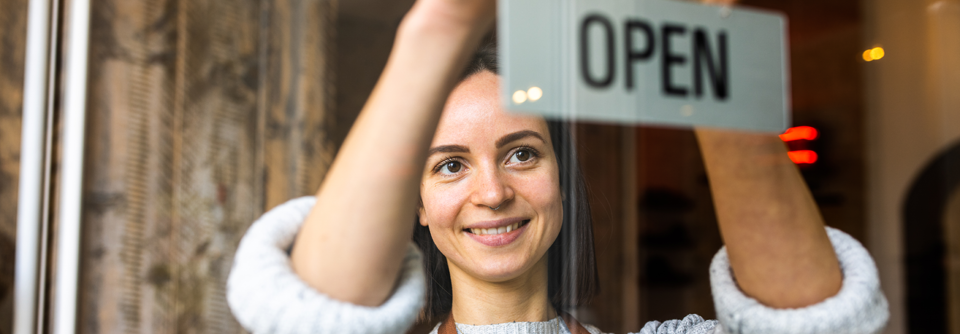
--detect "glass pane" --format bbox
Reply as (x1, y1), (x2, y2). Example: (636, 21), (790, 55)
(11, 0), (956, 333)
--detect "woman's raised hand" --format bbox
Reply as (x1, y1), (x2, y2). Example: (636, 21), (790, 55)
(290, 0), (495, 308)
(404, 0), (496, 32)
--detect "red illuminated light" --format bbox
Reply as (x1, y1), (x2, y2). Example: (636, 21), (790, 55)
(780, 126), (819, 142)
(788, 150), (818, 164)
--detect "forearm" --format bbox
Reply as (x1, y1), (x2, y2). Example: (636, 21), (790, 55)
(695, 128), (842, 308)
(290, 1), (493, 307)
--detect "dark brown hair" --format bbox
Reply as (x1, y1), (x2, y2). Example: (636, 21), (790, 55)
(412, 42), (599, 319)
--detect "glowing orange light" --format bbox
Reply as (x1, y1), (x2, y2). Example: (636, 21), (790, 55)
(788, 150), (818, 164)
(863, 47), (885, 61)
(779, 126), (819, 142)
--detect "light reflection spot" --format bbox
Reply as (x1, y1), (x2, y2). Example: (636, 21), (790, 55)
(527, 87), (543, 101)
(512, 90), (528, 104)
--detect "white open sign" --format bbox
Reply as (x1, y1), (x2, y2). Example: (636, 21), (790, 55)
(499, 0), (790, 133)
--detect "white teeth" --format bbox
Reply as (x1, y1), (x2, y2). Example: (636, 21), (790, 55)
(470, 222), (524, 236)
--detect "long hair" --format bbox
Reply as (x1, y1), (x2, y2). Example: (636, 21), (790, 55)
(412, 42), (599, 319)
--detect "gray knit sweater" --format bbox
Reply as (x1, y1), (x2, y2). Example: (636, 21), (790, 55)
(226, 197), (889, 334)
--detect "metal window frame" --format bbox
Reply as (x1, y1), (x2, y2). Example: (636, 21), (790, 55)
(15, 0), (91, 333)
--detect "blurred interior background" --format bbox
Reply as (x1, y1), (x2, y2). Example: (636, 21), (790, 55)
(0, 0), (958, 333)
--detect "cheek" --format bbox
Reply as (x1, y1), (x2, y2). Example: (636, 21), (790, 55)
(420, 182), (469, 229)
(422, 185), (465, 262)
(516, 172), (564, 235)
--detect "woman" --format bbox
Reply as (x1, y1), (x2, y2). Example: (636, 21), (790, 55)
(227, 0), (888, 333)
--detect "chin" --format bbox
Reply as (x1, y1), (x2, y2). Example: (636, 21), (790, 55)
(467, 252), (544, 283)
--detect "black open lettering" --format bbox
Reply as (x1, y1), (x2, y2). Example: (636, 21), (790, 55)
(580, 15), (616, 88)
(625, 19), (655, 90)
(578, 15), (733, 100)
(661, 24), (688, 97)
(693, 29), (729, 100)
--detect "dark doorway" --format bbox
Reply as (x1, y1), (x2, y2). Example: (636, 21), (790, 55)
(903, 140), (960, 333)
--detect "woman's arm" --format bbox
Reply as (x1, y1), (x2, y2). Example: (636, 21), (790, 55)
(290, 0), (494, 307)
(695, 128), (842, 308)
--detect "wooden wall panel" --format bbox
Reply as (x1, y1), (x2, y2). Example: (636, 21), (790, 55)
(261, 0), (338, 209)
(77, 0), (336, 333)
(0, 0), (27, 333)
(80, 0), (259, 332)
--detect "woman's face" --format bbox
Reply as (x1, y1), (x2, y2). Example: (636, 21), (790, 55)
(418, 71), (563, 282)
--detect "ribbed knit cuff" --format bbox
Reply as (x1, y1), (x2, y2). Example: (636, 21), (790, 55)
(227, 196), (426, 334)
(709, 227), (889, 334)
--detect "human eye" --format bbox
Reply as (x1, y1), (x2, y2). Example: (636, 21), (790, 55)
(433, 158), (466, 176)
(507, 146), (541, 165)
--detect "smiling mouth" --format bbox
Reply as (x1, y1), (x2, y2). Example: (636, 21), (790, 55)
(465, 220), (530, 236)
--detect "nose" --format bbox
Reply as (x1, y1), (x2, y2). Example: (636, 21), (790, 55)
(471, 165), (514, 211)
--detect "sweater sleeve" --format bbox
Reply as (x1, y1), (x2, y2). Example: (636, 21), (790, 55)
(708, 226), (889, 334)
(226, 196), (426, 334)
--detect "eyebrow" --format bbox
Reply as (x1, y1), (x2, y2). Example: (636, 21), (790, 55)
(426, 130), (546, 157)
(496, 130), (545, 149)
(427, 145), (469, 157)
